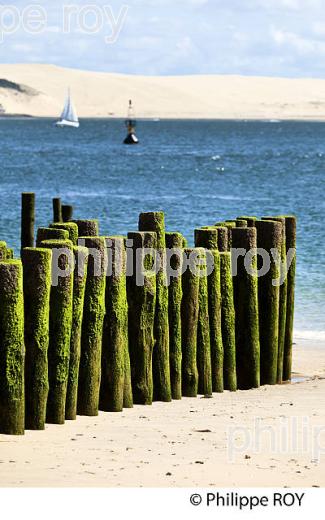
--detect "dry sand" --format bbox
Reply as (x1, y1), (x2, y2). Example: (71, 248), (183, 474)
(2, 64), (325, 120)
(0, 336), (324, 487)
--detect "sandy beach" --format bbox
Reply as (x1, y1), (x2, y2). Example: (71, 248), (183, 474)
(2, 64), (325, 120)
(0, 335), (324, 488)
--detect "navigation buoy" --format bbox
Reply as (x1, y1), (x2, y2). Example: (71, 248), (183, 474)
(123, 99), (139, 144)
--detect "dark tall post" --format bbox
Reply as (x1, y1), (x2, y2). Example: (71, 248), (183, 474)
(77, 237), (106, 416)
(231, 228), (260, 389)
(165, 232), (183, 400)
(100, 237), (128, 412)
(181, 248), (200, 397)
(220, 252), (237, 391)
(255, 220), (282, 385)
(196, 249), (212, 396)
(65, 246), (88, 420)
(282, 215), (297, 382)
(0, 260), (25, 435)
(262, 216), (288, 383)
(62, 205), (74, 222)
(41, 240), (74, 424)
(52, 198), (62, 223)
(195, 228), (223, 393)
(21, 192), (35, 250)
(127, 231), (157, 405)
(22, 248), (52, 429)
(138, 212), (171, 402)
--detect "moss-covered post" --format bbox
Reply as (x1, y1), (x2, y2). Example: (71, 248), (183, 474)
(255, 220), (282, 385)
(41, 239), (74, 424)
(73, 220), (99, 237)
(77, 236), (106, 416)
(127, 231), (157, 404)
(196, 249), (212, 396)
(50, 222), (78, 245)
(236, 219), (248, 228)
(195, 228), (223, 393)
(181, 248), (200, 397)
(262, 216), (288, 383)
(214, 222), (235, 250)
(220, 252), (237, 391)
(231, 228), (260, 389)
(53, 198), (62, 223)
(21, 192), (35, 250)
(37, 227), (69, 246)
(138, 212), (171, 402)
(100, 237), (128, 412)
(0, 260), (25, 435)
(282, 216), (297, 382)
(165, 232), (183, 400)
(65, 246), (88, 420)
(237, 216), (257, 227)
(6, 248), (14, 260)
(62, 205), (74, 222)
(0, 241), (7, 259)
(22, 248), (52, 430)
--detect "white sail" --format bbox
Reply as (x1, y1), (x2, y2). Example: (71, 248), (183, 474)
(56, 89), (79, 128)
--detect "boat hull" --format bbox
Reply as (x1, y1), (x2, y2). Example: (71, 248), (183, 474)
(55, 119), (79, 128)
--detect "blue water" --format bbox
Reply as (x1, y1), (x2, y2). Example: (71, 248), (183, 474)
(0, 118), (324, 333)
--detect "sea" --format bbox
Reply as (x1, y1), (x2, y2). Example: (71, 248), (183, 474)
(0, 118), (324, 337)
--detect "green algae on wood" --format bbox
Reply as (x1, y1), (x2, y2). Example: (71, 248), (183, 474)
(181, 248), (200, 397)
(127, 231), (157, 405)
(262, 216), (288, 384)
(0, 260), (25, 435)
(22, 248), (52, 430)
(37, 227), (69, 247)
(138, 212), (171, 402)
(220, 252), (237, 391)
(236, 219), (248, 228)
(52, 198), (62, 223)
(77, 236), (106, 416)
(165, 232), (183, 400)
(214, 222), (235, 250)
(100, 237), (128, 412)
(282, 215), (297, 382)
(6, 248), (14, 260)
(195, 228), (223, 393)
(214, 226), (228, 252)
(231, 228), (260, 390)
(41, 240), (74, 424)
(255, 220), (282, 385)
(0, 241), (7, 260)
(21, 192), (35, 250)
(237, 216), (257, 228)
(62, 205), (74, 222)
(73, 219), (99, 237)
(50, 222), (78, 245)
(65, 246), (88, 420)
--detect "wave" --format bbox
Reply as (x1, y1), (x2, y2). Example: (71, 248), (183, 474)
(294, 329), (325, 341)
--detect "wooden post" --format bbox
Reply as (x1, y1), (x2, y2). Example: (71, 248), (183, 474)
(138, 212), (171, 402)
(220, 252), (237, 391)
(52, 198), (62, 223)
(282, 216), (297, 381)
(165, 232), (183, 400)
(62, 205), (74, 222)
(0, 260), (25, 435)
(231, 228), (260, 389)
(73, 219), (99, 237)
(127, 231), (157, 404)
(21, 192), (35, 250)
(255, 220), (282, 385)
(77, 237), (106, 416)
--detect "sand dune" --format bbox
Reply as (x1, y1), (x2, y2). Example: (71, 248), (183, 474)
(1, 64), (325, 119)
(0, 338), (324, 487)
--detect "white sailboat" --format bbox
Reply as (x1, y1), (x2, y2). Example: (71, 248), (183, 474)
(56, 89), (79, 128)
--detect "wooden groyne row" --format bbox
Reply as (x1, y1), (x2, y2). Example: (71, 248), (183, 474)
(0, 194), (296, 434)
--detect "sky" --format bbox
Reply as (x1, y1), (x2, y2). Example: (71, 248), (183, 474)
(1, 0), (325, 77)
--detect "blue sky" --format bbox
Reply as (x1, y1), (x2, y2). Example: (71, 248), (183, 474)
(1, 0), (325, 77)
